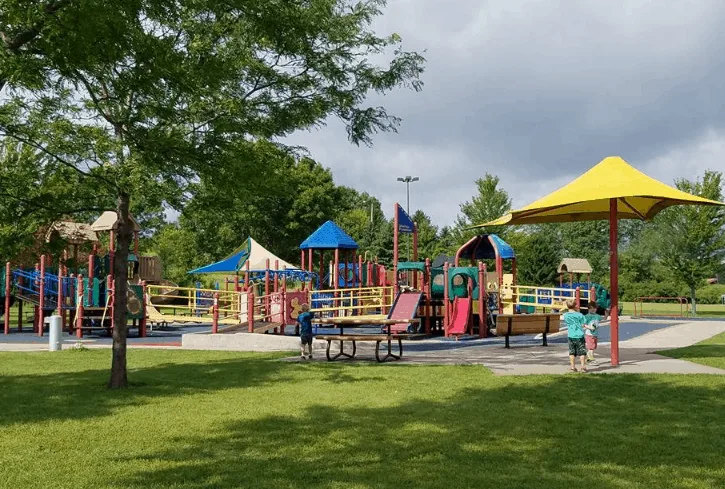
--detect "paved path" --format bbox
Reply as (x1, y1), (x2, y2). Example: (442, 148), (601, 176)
(303, 320), (725, 375)
(3, 319), (725, 376)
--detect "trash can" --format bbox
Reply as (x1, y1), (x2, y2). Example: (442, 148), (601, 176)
(44, 315), (62, 351)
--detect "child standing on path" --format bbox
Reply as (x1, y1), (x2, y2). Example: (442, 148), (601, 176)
(563, 299), (587, 372)
(296, 303), (314, 360)
(583, 301), (600, 364)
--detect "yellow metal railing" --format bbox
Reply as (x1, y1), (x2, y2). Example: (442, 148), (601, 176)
(146, 284), (244, 324)
(501, 284), (591, 311)
(309, 286), (394, 317)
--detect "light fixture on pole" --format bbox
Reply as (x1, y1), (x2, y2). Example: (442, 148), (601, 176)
(397, 176), (419, 260)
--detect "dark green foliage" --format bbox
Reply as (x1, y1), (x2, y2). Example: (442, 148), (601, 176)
(516, 226), (563, 286)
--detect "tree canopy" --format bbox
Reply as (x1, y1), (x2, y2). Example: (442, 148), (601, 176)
(0, 0), (425, 387)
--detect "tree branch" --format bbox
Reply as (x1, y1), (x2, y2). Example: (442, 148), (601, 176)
(0, 130), (116, 188)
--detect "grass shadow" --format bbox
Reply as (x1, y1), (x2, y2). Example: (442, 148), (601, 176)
(114, 373), (725, 489)
(0, 349), (291, 427)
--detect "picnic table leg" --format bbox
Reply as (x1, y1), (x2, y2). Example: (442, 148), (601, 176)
(326, 339), (356, 361)
(375, 338), (403, 362)
(505, 334), (510, 349)
(542, 332), (548, 347)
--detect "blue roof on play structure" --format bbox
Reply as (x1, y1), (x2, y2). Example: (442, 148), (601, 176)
(456, 234), (516, 261)
(300, 221), (359, 250)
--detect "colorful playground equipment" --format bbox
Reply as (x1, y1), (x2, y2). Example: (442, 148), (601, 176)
(2, 213), (163, 337)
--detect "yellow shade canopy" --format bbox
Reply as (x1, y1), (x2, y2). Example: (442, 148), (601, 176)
(480, 156), (724, 226)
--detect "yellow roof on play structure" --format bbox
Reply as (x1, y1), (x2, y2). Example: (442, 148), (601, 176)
(479, 156), (725, 226)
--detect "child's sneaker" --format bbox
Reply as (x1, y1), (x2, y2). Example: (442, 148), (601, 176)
(300, 355), (306, 360)
(307, 354), (313, 360)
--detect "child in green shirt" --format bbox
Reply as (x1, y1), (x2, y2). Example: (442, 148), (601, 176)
(583, 301), (600, 364)
(563, 299), (587, 372)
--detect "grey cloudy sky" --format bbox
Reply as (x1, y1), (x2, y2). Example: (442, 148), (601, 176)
(286, 0), (725, 227)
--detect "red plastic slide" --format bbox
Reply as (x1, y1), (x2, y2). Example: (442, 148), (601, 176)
(387, 291), (423, 333)
(447, 297), (472, 336)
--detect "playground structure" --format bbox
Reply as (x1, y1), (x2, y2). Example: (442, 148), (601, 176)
(2, 213), (151, 337)
(2, 204), (613, 346)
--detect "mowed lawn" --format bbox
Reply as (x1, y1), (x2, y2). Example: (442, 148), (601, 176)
(622, 301), (725, 317)
(1, 350), (725, 489)
(661, 331), (725, 370)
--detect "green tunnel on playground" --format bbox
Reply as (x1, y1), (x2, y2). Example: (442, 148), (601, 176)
(430, 267), (480, 299)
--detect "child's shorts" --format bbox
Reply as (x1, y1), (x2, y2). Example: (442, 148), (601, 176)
(585, 335), (598, 350)
(568, 337), (586, 357)
(300, 334), (313, 345)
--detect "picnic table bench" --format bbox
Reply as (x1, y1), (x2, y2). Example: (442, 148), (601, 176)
(315, 317), (421, 362)
(495, 313), (561, 348)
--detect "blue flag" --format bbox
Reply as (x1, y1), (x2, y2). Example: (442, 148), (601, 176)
(396, 204), (415, 234)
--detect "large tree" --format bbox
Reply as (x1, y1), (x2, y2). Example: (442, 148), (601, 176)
(515, 226), (563, 286)
(0, 0), (424, 388)
(453, 173), (512, 246)
(410, 210), (438, 261)
(655, 171), (725, 314)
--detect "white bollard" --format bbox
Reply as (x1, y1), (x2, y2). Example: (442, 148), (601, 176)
(45, 315), (63, 351)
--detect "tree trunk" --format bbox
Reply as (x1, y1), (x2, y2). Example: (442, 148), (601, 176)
(109, 192), (132, 389)
(690, 285), (697, 316)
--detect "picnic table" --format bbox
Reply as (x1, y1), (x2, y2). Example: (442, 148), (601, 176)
(315, 317), (421, 362)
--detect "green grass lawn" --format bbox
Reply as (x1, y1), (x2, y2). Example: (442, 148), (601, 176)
(660, 332), (725, 370)
(2, 350), (725, 488)
(622, 301), (725, 318)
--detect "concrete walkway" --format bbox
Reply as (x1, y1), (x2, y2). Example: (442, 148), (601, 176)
(302, 320), (725, 375)
(3, 319), (724, 376)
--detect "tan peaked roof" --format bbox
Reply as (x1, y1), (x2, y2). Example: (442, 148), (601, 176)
(45, 221), (98, 244)
(558, 258), (592, 274)
(90, 211), (141, 232)
(246, 237), (298, 270)
(481, 156), (725, 226)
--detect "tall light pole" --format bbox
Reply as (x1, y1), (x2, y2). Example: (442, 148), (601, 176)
(397, 176), (419, 260)
(396, 176), (419, 215)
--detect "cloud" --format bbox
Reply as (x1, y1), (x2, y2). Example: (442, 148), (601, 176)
(286, 0), (725, 226)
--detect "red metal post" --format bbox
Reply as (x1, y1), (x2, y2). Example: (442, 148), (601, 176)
(76, 275), (84, 338)
(234, 274), (239, 292)
(358, 253), (363, 288)
(334, 249), (340, 289)
(274, 260), (280, 293)
(300, 249), (305, 271)
(264, 258), (271, 321)
(609, 198), (620, 366)
(344, 250), (349, 289)
(244, 260), (250, 291)
(443, 262), (450, 337)
(140, 281), (147, 337)
(425, 258), (432, 336)
(38, 255), (46, 336)
(412, 223), (419, 289)
(393, 203), (399, 292)
(575, 287), (581, 311)
(212, 292), (219, 334)
(367, 261), (373, 287)
(4, 262), (10, 335)
(307, 249), (312, 275)
(87, 251), (94, 305)
(478, 262), (486, 338)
